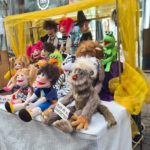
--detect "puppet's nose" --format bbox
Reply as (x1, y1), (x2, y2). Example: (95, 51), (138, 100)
(72, 74), (78, 80)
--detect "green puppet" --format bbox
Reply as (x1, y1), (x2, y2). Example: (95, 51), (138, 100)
(102, 32), (117, 72)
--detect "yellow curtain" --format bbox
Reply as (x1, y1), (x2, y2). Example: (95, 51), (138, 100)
(4, 0), (115, 57)
(113, 0), (150, 115)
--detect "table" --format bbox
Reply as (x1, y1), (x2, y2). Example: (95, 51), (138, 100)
(0, 101), (132, 150)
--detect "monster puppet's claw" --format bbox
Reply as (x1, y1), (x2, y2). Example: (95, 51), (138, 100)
(71, 116), (88, 130)
(42, 108), (52, 119)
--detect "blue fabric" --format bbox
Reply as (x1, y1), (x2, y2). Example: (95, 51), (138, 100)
(38, 101), (51, 111)
(34, 87), (58, 102)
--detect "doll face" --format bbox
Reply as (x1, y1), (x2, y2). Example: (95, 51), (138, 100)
(35, 72), (51, 88)
(60, 26), (66, 36)
(14, 61), (23, 70)
(41, 49), (49, 59)
(80, 22), (89, 33)
(47, 29), (56, 37)
(32, 49), (41, 60)
(16, 73), (28, 87)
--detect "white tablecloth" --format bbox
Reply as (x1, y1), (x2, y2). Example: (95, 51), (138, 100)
(0, 101), (132, 150)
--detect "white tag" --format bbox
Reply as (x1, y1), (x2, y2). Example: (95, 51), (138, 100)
(0, 96), (11, 103)
(54, 102), (70, 120)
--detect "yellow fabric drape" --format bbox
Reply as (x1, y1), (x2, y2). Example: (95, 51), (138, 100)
(113, 0), (150, 115)
(4, 0), (115, 57)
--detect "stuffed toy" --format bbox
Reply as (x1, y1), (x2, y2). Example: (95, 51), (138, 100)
(41, 42), (55, 60)
(40, 20), (59, 48)
(76, 40), (104, 94)
(102, 32), (117, 72)
(54, 54), (76, 99)
(43, 57), (116, 133)
(3, 55), (30, 92)
(4, 66), (37, 112)
(26, 41), (43, 64)
(18, 64), (60, 122)
(76, 11), (92, 42)
(58, 17), (74, 58)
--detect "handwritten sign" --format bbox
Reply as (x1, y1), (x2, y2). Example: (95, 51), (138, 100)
(54, 102), (70, 120)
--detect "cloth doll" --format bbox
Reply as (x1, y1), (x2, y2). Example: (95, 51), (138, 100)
(3, 55), (30, 92)
(43, 57), (116, 133)
(18, 64), (60, 122)
(58, 17), (74, 58)
(40, 42), (56, 60)
(76, 11), (92, 43)
(102, 31), (117, 72)
(26, 41), (43, 64)
(76, 40), (104, 94)
(40, 20), (59, 48)
(54, 54), (76, 99)
(4, 66), (37, 112)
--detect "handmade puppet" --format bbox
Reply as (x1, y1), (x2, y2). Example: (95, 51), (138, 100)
(58, 17), (74, 58)
(43, 57), (116, 133)
(4, 66), (37, 112)
(102, 31), (117, 72)
(54, 54), (76, 99)
(40, 20), (59, 48)
(26, 41), (43, 64)
(76, 11), (92, 43)
(3, 55), (30, 92)
(76, 40), (104, 94)
(41, 42), (56, 60)
(17, 64), (60, 122)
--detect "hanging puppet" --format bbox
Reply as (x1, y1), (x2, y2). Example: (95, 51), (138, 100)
(17, 64), (60, 122)
(43, 57), (116, 133)
(76, 11), (92, 43)
(102, 31), (117, 72)
(40, 20), (59, 48)
(3, 55), (30, 92)
(26, 41), (43, 64)
(4, 66), (37, 112)
(58, 17), (74, 58)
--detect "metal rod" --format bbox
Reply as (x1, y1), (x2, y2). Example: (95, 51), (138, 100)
(116, 0), (122, 83)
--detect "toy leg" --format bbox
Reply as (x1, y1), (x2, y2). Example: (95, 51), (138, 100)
(5, 102), (25, 113)
(19, 107), (42, 122)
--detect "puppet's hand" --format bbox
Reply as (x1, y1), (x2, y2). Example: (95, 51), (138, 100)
(42, 108), (52, 120)
(71, 115), (88, 130)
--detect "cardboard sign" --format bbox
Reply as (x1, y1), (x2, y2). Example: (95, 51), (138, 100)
(54, 102), (70, 120)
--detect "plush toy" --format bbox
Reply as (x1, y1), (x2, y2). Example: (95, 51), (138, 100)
(58, 17), (74, 58)
(40, 20), (59, 48)
(3, 55), (30, 92)
(102, 32), (117, 72)
(18, 64), (60, 122)
(76, 11), (92, 42)
(26, 41), (43, 63)
(41, 42), (55, 60)
(76, 40), (104, 94)
(43, 57), (116, 133)
(54, 54), (76, 99)
(4, 66), (37, 112)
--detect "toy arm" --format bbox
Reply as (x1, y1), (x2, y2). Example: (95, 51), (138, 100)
(60, 92), (74, 106)
(66, 38), (72, 54)
(25, 93), (38, 104)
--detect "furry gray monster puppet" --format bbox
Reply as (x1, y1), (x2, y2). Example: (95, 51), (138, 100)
(43, 57), (117, 133)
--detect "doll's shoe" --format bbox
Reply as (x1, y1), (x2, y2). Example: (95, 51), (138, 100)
(19, 109), (32, 122)
(3, 87), (12, 92)
(5, 102), (15, 113)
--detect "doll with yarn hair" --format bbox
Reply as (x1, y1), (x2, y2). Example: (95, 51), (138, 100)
(26, 41), (43, 64)
(3, 55), (30, 92)
(2, 65), (37, 106)
(58, 17), (74, 58)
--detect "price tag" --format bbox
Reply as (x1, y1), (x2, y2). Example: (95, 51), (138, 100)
(0, 96), (11, 103)
(54, 102), (70, 120)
